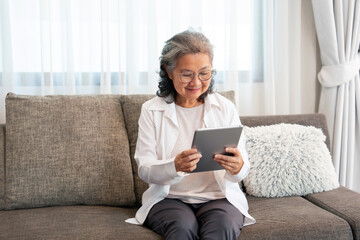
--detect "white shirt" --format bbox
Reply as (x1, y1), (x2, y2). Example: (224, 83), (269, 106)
(125, 92), (256, 226)
(167, 104), (225, 203)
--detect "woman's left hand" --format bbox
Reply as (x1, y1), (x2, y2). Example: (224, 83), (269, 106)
(214, 147), (244, 175)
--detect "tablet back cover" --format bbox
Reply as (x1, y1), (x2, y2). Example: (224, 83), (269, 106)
(191, 126), (242, 173)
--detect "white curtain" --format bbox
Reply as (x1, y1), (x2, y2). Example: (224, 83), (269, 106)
(312, 0), (360, 192)
(1, 0), (313, 125)
(262, 0), (302, 115)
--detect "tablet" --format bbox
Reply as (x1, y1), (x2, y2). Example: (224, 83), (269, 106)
(190, 125), (243, 173)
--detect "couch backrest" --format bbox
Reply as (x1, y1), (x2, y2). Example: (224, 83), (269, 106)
(0, 124), (5, 210)
(240, 113), (331, 152)
(120, 94), (157, 206)
(4, 93), (135, 210)
(2, 91), (331, 210)
(2, 91), (235, 209)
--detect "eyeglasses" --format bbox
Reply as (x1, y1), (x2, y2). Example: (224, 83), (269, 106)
(177, 69), (216, 84)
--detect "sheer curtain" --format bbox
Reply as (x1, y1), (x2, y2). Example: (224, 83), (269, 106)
(237, 0), (315, 116)
(260, 0), (302, 115)
(1, 0), (313, 124)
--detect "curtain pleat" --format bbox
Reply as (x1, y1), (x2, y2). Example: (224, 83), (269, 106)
(312, 0), (360, 192)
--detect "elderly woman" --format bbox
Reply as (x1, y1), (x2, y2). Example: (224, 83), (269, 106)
(132, 30), (255, 239)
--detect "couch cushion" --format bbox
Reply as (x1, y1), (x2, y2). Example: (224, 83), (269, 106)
(120, 91), (236, 205)
(0, 124), (4, 210)
(5, 93), (135, 209)
(0, 206), (161, 240)
(240, 195), (352, 239)
(217, 91), (236, 104)
(121, 94), (155, 205)
(304, 186), (360, 240)
(243, 123), (339, 198)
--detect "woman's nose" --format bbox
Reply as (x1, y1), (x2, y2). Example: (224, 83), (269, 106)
(189, 74), (201, 85)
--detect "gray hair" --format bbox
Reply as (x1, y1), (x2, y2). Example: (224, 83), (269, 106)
(157, 30), (215, 102)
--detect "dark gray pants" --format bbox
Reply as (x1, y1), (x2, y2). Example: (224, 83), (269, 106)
(144, 198), (245, 240)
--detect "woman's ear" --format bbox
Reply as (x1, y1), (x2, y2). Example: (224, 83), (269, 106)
(164, 64), (173, 80)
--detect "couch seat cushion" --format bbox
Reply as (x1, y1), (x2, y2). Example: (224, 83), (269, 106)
(305, 186), (360, 240)
(0, 206), (161, 240)
(5, 93), (135, 209)
(240, 195), (352, 239)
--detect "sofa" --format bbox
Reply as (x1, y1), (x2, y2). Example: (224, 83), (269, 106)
(0, 91), (359, 240)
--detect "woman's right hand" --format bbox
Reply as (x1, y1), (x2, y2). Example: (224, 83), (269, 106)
(174, 148), (202, 173)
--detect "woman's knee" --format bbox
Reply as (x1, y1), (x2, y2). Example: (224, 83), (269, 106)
(199, 216), (241, 240)
(198, 207), (244, 240)
(165, 217), (199, 240)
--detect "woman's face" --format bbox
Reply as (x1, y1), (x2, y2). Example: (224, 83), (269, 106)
(167, 53), (212, 107)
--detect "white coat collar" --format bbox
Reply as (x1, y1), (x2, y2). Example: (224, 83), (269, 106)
(148, 93), (222, 128)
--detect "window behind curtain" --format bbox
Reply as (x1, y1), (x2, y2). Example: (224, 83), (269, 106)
(0, 0), (264, 96)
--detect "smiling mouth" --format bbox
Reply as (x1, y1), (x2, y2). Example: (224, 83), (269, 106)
(186, 88), (201, 93)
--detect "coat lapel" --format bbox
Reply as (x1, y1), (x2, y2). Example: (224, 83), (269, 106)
(203, 93), (221, 128)
(149, 96), (179, 158)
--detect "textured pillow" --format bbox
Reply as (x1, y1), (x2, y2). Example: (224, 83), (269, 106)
(243, 123), (339, 198)
(121, 91), (236, 205)
(5, 93), (135, 209)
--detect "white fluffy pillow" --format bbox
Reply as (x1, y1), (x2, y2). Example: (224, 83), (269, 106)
(243, 123), (339, 198)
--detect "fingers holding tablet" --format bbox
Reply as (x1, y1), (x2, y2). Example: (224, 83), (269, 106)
(214, 147), (244, 175)
(175, 148), (202, 173)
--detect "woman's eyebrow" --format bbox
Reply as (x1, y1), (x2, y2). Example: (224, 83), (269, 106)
(200, 66), (211, 70)
(179, 68), (193, 72)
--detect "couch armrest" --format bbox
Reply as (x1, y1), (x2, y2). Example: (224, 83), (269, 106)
(304, 186), (360, 240)
(0, 124), (5, 210)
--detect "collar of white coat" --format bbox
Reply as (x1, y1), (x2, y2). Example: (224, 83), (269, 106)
(147, 92), (222, 128)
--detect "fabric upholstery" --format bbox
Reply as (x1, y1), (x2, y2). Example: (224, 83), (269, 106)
(120, 94), (155, 206)
(0, 206), (162, 240)
(0, 96), (358, 240)
(0, 195), (353, 240)
(0, 124), (4, 210)
(240, 113), (331, 152)
(217, 91), (236, 105)
(5, 93), (135, 209)
(243, 123), (339, 197)
(305, 186), (360, 240)
(120, 91), (236, 205)
(240, 195), (352, 240)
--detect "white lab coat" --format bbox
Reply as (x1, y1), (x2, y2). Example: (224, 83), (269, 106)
(126, 92), (256, 226)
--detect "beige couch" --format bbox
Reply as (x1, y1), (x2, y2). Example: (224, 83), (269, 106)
(0, 92), (359, 240)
